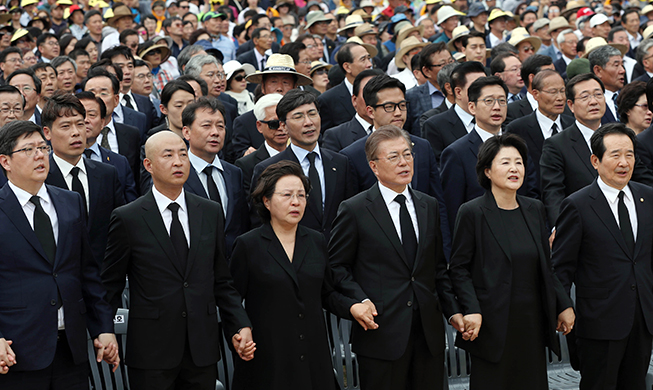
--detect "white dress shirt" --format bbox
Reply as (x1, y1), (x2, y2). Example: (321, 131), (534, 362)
(151, 185), (190, 247)
(263, 141), (281, 158)
(455, 104), (475, 133)
(604, 89), (618, 121)
(112, 101), (125, 124)
(188, 151), (228, 217)
(52, 154), (89, 212)
(597, 177), (638, 241)
(475, 124), (499, 142)
(489, 32), (504, 48)
(535, 109), (563, 140)
(526, 91), (538, 111)
(344, 77), (354, 96)
(96, 119), (119, 153)
(8, 181), (64, 329)
(392, 67), (418, 90)
(378, 182), (419, 243)
(354, 113), (373, 134)
(86, 142), (103, 162)
(575, 120), (595, 150)
(120, 91), (138, 110)
(290, 143), (325, 206)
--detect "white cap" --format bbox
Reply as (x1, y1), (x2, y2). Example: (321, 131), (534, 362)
(589, 13), (609, 28)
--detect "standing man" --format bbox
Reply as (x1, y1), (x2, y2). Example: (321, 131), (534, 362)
(102, 131), (255, 390)
(7, 69), (41, 125)
(36, 33), (59, 63)
(553, 29), (579, 75)
(305, 11), (336, 62)
(589, 44), (626, 124)
(492, 52), (525, 105)
(162, 17), (188, 59)
(202, 12), (235, 63)
(0, 85), (25, 129)
(329, 125), (461, 390)
(552, 123), (653, 389)
(51, 56), (76, 94)
(622, 8), (642, 52)
(237, 28), (273, 72)
(0, 120), (119, 387)
(504, 54), (556, 125)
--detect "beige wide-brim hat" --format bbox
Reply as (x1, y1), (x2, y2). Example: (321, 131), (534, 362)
(309, 60), (332, 75)
(454, 52), (466, 62)
(507, 27), (542, 52)
(245, 53), (313, 86)
(644, 24), (653, 40)
(582, 37), (627, 58)
(447, 25), (469, 52)
(436, 5), (465, 25)
(305, 10), (331, 29)
(138, 41), (171, 64)
(561, 0), (586, 19)
(396, 36), (428, 68)
(354, 22), (376, 38)
(107, 5), (134, 28)
(395, 23), (424, 46)
(346, 35), (378, 57)
(337, 14), (364, 35)
(548, 16), (572, 33)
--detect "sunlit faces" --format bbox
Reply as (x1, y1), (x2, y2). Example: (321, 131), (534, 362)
(182, 107), (226, 162)
(454, 71), (486, 110)
(367, 87), (407, 128)
(295, 49), (312, 76)
(625, 94), (652, 133)
(161, 89), (195, 131)
(144, 132), (190, 188)
(34, 67), (57, 98)
(257, 104), (287, 150)
(261, 73), (296, 95)
(0, 52), (23, 77)
(55, 61), (76, 92)
(343, 44), (372, 77)
(368, 136), (413, 193)
(568, 79), (606, 124)
(0, 131), (50, 189)
(84, 76), (119, 113)
(468, 84), (507, 132)
(23, 51), (37, 67)
(516, 41), (535, 62)
(0, 91), (23, 127)
(463, 36), (487, 62)
(9, 74), (38, 116)
(282, 103), (320, 149)
(498, 55), (524, 93)
(79, 98), (105, 142)
(228, 70), (247, 93)
(85, 41), (99, 63)
(199, 62), (224, 97)
(131, 64), (153, 95)
(43, 110), (87, 163)
(485, 146), (525, 192)
(591, 133), (635, 190)
(532, 73), (566, 118)
(110, 54), (134, 89)
(559, 33), (578, 59)
(264, 175), (306, 226)
(39, 36), (60, 60)
(254, 29), (273, 52)
(422, 49), (454, 84)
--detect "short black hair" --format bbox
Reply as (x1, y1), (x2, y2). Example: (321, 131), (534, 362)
(178, 74), (208, 96)
(68, 48), (89, 63)
(90, 58), (124, 81)
(31, 62), (58, 76)
(41, 92), (86, 131)
(490, 42), (518, 58)
(0, 85), (25, 108)
(84, 9), (102, 24)
(520, 54), (553, 89)
(353, 68), (384, 97)
(161, 79), (195, 108)
(566, 73), (605, 101)
(251, 160), (310, 222)
(531, 68), (562, 91)
(467, 75), (508, 103)
(36, 32), (57, 49)
(337, 42), (360, 69)
(419, 42), (449, 73)
(490, 52), (518, 74)
(276, 89), (317, 121)
(476, 133), (528, 190)
(616, 81), (647, 124)
(0, 120), (45, 174)
(76, 90), (107, 119)
(460, 30), (486, 48)
(362, 74), (406, 107)
(119, 29), (139, 44)
(450, 61), (487, 93)
(251, 27), (268, 41)
(162, 16), (181, 31)
(590, 122), (637, 161)
(607, 26), (626, 43)
(0, 47), (21, 63)
(519, 9), (536, 22)
(251, 13), (270, 28)
(279, 41), (306, 64)
(181, 96), (226, 128)
(6, 68), (41, 94)
(82, 67), (121, 95)
(101, 45), (135, 63)
(74, 37), (97, 52)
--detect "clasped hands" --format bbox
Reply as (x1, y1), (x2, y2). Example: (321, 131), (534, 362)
(450, 313), (482, 341)
(350, 300), (379, 331)
(232, 327), (256, 361)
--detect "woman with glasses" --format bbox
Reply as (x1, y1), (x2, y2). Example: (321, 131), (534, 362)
(449, 134), (575, 390)
(223, 60), (255, 115)
(309, 61), (331, 94)
(617, 81), (652, 134)
(230, 160), (367, 390)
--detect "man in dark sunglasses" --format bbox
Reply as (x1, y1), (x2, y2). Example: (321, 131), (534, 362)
(162, 16), (188, 58)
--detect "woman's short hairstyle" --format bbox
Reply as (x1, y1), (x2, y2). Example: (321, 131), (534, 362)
(616, 80), (647, 124)
(160, 79), (195, 108)
(476, 133), (529, 190)
(251, 160), (310, 223)
(365, 125), (412, 162)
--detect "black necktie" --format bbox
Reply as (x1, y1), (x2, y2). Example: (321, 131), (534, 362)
(395, 194), (417, 268)
(551, 122), (559, 135)
(202, 165), (222, 203)
(123, 94), (134, 110)
(83, 149), (92, 159)
(307, 152), (323, 221)
(70, 167), (87, 214)
(168, 202), (188, 270)
(618, 191), (635, 255)
(30, 196), (56, 264)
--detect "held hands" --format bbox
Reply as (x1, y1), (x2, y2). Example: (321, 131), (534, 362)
(232, 327), (256, 361)
(94, 333), (120, 373)
(557, 307), (575, 335)
(449, 313), (465, 333)
(0, 338), (16, 374)
(350, 301), (379, 331)
(461, 314), (482, 341)
(549, 229), (556, 250)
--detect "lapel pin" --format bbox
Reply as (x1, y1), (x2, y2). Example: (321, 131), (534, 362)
(332, 167), (336, 171)
(641, 198), (644, 202)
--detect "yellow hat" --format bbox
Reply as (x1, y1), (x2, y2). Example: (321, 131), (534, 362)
(11, 28), (29, 42)
(20, 0), (37, 7)
(488, 8), (510, 23)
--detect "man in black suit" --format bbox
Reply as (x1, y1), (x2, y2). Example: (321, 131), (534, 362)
(492, 52), (525, 107)
(234, 93), (286, 198)
(82, 69), (142, 185)
(251, 89), (356, 240)
(0, 120), (119, 387)
(6, 69), (41, 126)
(503, 54), (556, 125)
(589, 45), (625, 125)
(553, 29), (578, 76)
(506, 69), (575, 193)
(317, 42), (372, 132)
(540, 73), (653, 230)
(234, 14), (280, 57)
(418, 61), (458, 130)
(634, 39), (653, 82)
(329, 125), (461, 390)
(552, 123), (653, 389)
(422, 61), (487, 165)
(102, 131), (254, 390)
(236, 28), (272, 72)
(322, 69), (382, 152)
(42, 93), (126, 265)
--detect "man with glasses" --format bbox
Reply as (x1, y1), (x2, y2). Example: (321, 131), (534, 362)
(237, 28), (274, 72)
(405, 42), (453, 135)
(492, 52), (525, 104)
(553, 29), (578, 75)
(35, 33), (60, 64)
(131, 59), (161, 117)
(504, 54), (557, 124)
(0, 85), (25, 129)
(441, 76), (538, 228)
(0, 47), (22, 85)
(634, 38), (653, 82)
(251, 89), (355, 240)
(7, 69), (41, 126)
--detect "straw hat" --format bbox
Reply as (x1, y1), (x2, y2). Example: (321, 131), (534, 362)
(346, 35), (378, 57)
(305, 10), (330, 29)
(582, 37), (627, 58)
(447, 25), (469, 52)
(309, 60), (332, 76)
(643, 4), (653, 17)
(488, 8), (510, 23)
(507, 27), (542, 52)
(88, 0), (109, 7)
(548, 16), (572, 33)
(138, 40), (171, 64)
(223, 60), (256, 81)
(107, 4), (134, 28)
(354, 22), (376, 38)
(337, 14), (364, 35)
(644, 24), (653, 40)
(0, 12), (10, 24)
(454, 52), (466, 62)
(245, 53), (313, 85)
(561, 0), (585, 18)
(396, 36), (427, 68)
(351, 8), (372, 21)
(395, 23), (424, 46)
(436, 5), (465, 25)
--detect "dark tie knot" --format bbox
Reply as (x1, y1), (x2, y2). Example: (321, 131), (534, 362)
(168, 202), (181, 214)
(71, 166), (80, 177)
(101, 127), (110, 135)
(395, 194), (407, 206)
(618, 191), (625, 201)
(29, 195), (42, 207)
(203, 165), (214, 175)
(307, 152), (318, 164)
(124, 94), (132, 102)
(84, 149), (92, 158)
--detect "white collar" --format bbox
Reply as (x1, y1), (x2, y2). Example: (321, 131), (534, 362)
(354, 112), (372, 132)
(526, 91), (538, 111)
(378, 181), (411, 207)
(152, 185), (186, 214)
(575, 119), (596, 147)
(8, 181), (49, 207)
(188, 150), (223, 173)
(344, 78), (353, 96)
(52, 153), (86, 176)
(454, 103), (475, 131)
(597, 176), (633, 205)
(474, 124), (498, 142)
(535, 108), (561, 134)
(290, 142), (320, 162)
(263, 141), (281, 158)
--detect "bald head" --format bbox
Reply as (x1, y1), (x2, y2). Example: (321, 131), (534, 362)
(144, 131), (189, 196)
(145, 131), (186, 159)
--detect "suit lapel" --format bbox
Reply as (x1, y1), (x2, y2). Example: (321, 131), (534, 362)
(449, 107), (468, 139)
(141, 191), (185, 276)
(262, 223), (299, 287)
(569, 125), (596, 176)
(526, 113), (545, 149)
(518, 197), (545, 261)
(184, 168), (208, 198)
(467, 130), (482, 160)
(412, 189), (428, 272)
(220, 163), (235, 228)
(630, 183), (647, 260)
(85, 160), (100, 221)
(351, 117), (368, 140)
(291, 227), (309, 274)
(322, 149), (336, 226)
(588, 181), (632, 258)
(47, 155), (67, 189)
(366, 184), (409, 267)
(480, 192), (512, 261)
(185, 193), (202, 276)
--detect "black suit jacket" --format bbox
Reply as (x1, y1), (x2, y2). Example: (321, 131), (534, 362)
(634, 73), (651, 83)
(184, 159), (249, 257)
(46, 156), (125, 264)
(0, 184), (114, 371)
(102, 190), (251, 369)
(552, 180), (653, 340)
(132, 93), (160, 136)
(236, 49), (260, 70)
(122, 106), (148, 142)
(235, 39), (280, 56)
(234, 143), (270, 198)
(97, 146), (139, 202)
(328, 183), (460, 360)
(540, 123), (653, 226)
(419, 99), (449, 131)
(231, 110), (263, 160)
(115, 121), (142, 189)
(422, 105), (468, 166)
(251, 145), (356, 240)
(317, 81), (355, 132)
(553, 57), (567, 76)
(504, 98), (533, 126)
(449, 192), (573, 362)
(321, 116), (369, 152)
(637, 125), (653, 171)
(217, 94), (239, 163)
(601, 104), (618, 125)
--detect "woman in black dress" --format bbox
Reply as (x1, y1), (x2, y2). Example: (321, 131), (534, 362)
(230, 161), (373, 390)
(449, 134), (575, 389)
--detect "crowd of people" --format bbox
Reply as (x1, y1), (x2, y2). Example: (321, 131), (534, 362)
(0, 0), (652, 388)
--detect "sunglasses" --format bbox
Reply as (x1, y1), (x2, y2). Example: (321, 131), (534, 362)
(312, 68), (328, 76)
(233, 74), (245, 82)
(260, 119), (281, 129)
(149, 49), (162, 55)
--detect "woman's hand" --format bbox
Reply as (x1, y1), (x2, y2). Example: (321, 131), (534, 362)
(450, 313), (465, 333)
(557, 307), (575, 335)
(462, 314), (482, 341)
(350, 301), (379, 331)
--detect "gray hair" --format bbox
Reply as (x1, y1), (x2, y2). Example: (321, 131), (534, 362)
(589, 45), (622, 72)
(51, 55), (77, 72)
(437, 62), (458, 98)
(556, 29), (575, 46)
(254, 93), (283, 120)
(637, 38), (653, 67)
(184, 54), (219, 78)
(178, 44), (208, 72)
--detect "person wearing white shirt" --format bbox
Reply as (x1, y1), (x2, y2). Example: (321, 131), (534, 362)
(589, 44), (624, 123)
